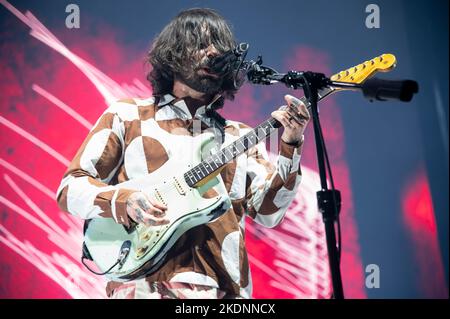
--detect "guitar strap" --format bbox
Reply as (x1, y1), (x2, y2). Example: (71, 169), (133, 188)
(197, 106), (227, 156)
(155, 93), (227, 156)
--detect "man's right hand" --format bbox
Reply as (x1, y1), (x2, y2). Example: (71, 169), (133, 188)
(126, 192), (170, 226)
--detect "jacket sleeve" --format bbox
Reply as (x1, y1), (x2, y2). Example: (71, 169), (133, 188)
(56, 102), (136, 225)
(245, 136), (304, 228)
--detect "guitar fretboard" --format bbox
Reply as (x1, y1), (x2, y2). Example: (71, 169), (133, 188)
(183, 117), (279, 187)
(183, 86), (334, 187)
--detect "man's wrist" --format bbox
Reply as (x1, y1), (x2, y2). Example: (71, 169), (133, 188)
(280, 135), (304, 159)
(281, 134), (304, 147)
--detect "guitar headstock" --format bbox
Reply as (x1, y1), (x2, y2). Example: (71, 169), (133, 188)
(330, 53), (396, 84)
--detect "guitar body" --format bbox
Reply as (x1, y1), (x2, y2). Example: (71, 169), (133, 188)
(83, 133), (231, 281)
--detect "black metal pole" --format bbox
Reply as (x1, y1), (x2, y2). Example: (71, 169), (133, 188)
(306, 78), (344, 299)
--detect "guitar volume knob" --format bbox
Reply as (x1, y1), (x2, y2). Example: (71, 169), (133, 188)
(136, 246), (148, 258)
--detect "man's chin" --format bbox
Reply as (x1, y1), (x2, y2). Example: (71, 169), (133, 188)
(198, 68), (220, 79)
(176, 72), (222, 95)
(190, 78), (222, 95)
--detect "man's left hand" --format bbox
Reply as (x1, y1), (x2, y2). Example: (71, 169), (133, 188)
(271, 94), (311, 145)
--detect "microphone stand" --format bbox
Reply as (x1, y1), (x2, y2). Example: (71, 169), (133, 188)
(285, 71), (345, 299)
(247, 65), (355, 299)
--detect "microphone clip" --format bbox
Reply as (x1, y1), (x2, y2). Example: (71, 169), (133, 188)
(246, 56), (279, 85)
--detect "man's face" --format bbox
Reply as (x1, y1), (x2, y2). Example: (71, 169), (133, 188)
(176, 43), (224, 96)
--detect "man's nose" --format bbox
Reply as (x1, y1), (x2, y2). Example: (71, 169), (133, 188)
(205, 44), (219, 58)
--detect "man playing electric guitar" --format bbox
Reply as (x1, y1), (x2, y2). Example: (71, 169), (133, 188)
(56, 8), (310, 299)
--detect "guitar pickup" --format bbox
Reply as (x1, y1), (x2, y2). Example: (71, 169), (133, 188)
(154, 188), (167, 204)
(173, 177), (186, 195)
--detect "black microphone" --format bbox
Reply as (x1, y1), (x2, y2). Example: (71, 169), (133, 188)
(361, 78), (419, 102)
(209, 43), (249, 76)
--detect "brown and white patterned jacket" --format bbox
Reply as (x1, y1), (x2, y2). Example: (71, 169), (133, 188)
(56, 94), (304, 298)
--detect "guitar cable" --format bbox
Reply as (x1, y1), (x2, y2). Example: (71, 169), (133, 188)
(82, 257), (120, 276)
(81, 240), (131, 276)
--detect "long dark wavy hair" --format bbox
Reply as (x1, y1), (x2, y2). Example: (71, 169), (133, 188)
(146, 8), (238, 106)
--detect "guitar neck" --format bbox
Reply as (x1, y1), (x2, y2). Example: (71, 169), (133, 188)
(183, 86), (335, 187)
